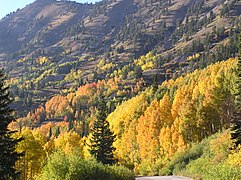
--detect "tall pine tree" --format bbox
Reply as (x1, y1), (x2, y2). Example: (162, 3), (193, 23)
(230, 34), (241, 147)
(89, 95), (116, 165)
(0, 69), (21, 179)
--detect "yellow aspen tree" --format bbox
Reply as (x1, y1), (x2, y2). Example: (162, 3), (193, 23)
(160, 93), (173, 126)
(116, 120), (139, 169)
(171, 118), (186, 152)
(14, 128), (46, 180)
(137, 100), (162, 164)
(54, 131), (84, 155)
(171, 87), (186, 120)
(178, 95), (198, 143)
(159, 127), (173, 158)
(107, 94), (148, 163)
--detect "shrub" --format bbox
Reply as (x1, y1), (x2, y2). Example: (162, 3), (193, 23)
(159, 166), (172, 176)
(172, 131), (238, 180)
(209, 130), (232, 163)
(161, 140), (207, 175)
(160, 132), (225, 176)
(108, 165), (135, 180)
(203, 163), (241, 180)
(226, 147), (241, 166)
(184, 157), (210, 178)
(36, 151), (135, 180)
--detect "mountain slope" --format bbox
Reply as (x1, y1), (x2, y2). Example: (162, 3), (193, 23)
(1, 0), (240, 61)
(0, 0), (90, 55)
(0, 0), (240, 114)
(0, 0), (240, 64)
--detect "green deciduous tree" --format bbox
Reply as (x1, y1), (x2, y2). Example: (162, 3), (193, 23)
(0, 69), (21, 179)
(89, 95), (116, 165)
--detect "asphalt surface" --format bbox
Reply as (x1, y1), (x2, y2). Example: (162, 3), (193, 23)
(136, 176), (193, 180)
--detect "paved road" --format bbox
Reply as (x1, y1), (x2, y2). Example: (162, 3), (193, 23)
(136, 176), (193, 180)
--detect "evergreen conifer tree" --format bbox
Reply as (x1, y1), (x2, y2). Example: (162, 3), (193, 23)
(230, 34), (241, 147)
(0, 69), (21, 179)
(89, 95), (116, 165)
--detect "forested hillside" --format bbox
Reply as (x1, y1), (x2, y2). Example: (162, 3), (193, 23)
(8, 57), (238, 178)
(1, 0), (241, 179)
(0, 0), (240, 115)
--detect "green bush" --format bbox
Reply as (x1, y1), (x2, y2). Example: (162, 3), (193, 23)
(176, 156), (241, 180)
(186, 160), (241, 180)
(170, 131), (239, 180)
(160, 133), (224, 176)
(202, 163), (241, 180)
(183, 157), (210, 178)
(159, 166), (172, 176)
(108, 165), (135, 180)
(36, 151), (135, 180)
(161, 140), (208, 175)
